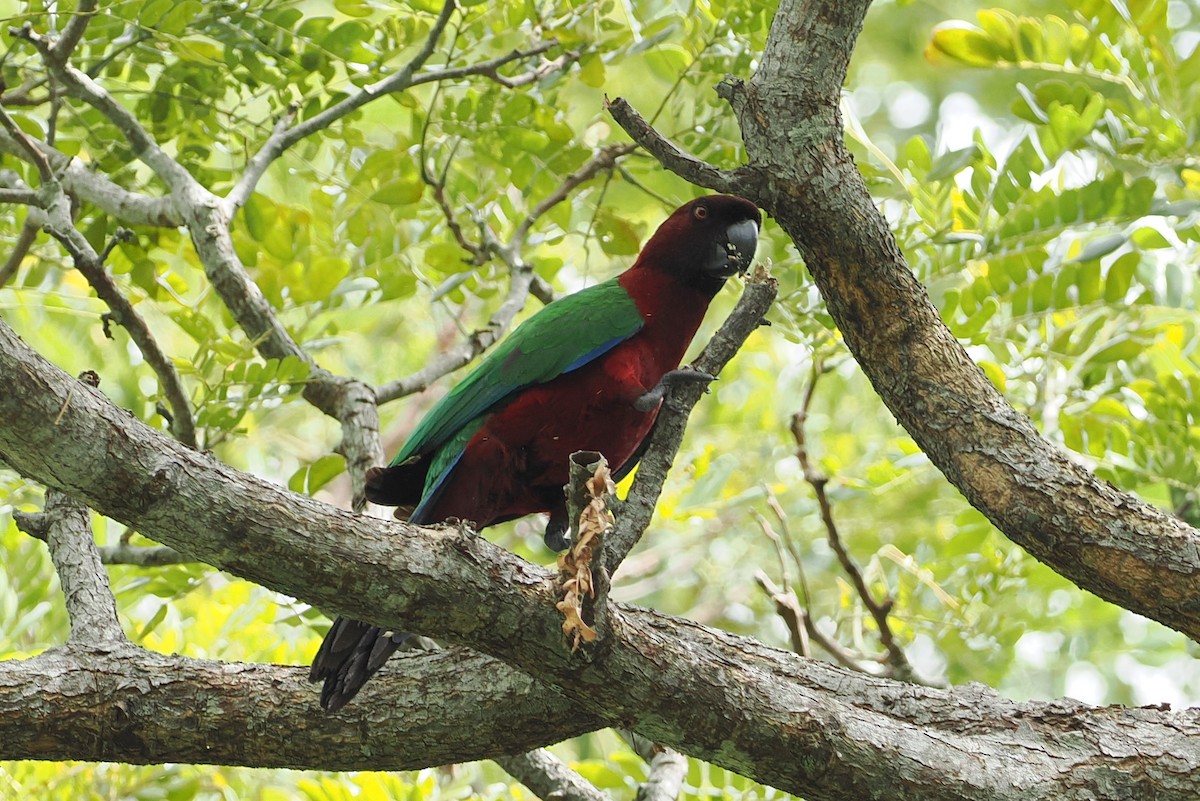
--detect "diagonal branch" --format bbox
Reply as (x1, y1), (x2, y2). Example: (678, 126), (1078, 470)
(495, 751), (608, 801)
(47, 0), (98, 67)
(605, 97), (744, 195)
(610, 0), (1200, 644)
(1, 317), (1197, 800)
(227, 0), (456, 209)
(13, 486), (125, 645)
(605, 267), (778, 574)
(789, 368), (917, 682)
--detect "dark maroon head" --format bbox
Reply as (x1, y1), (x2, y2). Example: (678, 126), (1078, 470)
(634, 194), (762, 294)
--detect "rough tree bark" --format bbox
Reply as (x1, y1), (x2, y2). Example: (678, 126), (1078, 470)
(1, 0), (1198, 799)
(0, 308), (1197, 800)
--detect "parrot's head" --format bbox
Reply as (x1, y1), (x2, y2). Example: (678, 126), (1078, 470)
(639, 194), (762, 294)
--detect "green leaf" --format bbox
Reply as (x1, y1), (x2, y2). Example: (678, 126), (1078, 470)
(1090, 337), (1143, 363)
(579, 53), (606, 87)
(927, 145), (980, 182)
(1071, 233), (1126, 263)
(1104, 252), (1138, 302)
(371, 180), (424, 206)
(334, 0), (374, 17)
(243, 194), (277, 242)
(928, 23), (1003, 67)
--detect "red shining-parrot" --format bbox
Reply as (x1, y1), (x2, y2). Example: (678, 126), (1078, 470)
(310, 194), (761, 711)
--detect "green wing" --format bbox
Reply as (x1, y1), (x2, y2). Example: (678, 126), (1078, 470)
(391, 276), (643, 468)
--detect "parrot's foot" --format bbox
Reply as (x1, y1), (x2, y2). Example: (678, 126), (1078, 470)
(634, 368), (716, 412)
(544, 505), (570, 552)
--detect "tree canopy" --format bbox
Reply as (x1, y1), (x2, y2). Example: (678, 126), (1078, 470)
(0, 0), (1198, 799)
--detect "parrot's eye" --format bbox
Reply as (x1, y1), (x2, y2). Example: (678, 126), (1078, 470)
(693, 206), (708, 220)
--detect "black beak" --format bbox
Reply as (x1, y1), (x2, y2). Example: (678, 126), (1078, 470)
(704, 219), (759, 277)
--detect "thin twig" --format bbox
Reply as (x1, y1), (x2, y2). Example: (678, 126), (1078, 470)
(376, 143), (633, 404)
(789, 368), (916, 683)
(606, 96), (744, 195)
(0, 218), (38, 287)
(408, 41), (564, 89)
(0, 94), (53, 181)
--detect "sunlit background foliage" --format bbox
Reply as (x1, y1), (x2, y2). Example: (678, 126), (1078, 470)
(1, 0), (1199, 797)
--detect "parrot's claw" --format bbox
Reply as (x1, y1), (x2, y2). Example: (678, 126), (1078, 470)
(634, 368), (717, 412)
(544, 507), (571, 552)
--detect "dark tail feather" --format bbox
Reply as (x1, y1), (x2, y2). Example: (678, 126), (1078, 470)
(309, 616), (412, 711)
(365, 458), (428, 508)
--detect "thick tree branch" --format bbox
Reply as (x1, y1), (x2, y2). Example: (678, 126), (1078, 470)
(4, 319), (1195, 800)
(606, 267), (777, 573)
(611, 0), (1200, 642)
(0, 646), (601, 769)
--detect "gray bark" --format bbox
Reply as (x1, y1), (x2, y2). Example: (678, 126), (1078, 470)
(1, 318), (1197, 800)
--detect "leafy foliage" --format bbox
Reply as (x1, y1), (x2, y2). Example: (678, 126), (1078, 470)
(0, 0), (1198, 798)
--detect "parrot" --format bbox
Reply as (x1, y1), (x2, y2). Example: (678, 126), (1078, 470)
(310, 194), (761, 711)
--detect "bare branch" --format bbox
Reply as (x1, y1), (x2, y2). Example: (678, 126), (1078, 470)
(11, 24), (197, 191)
(605, 97), (744, 195)
(0, 96), (53, 182)
(224, 104), (296, 211)
(637, 749), (687, 801)
(14, 488), (125, 645)
(408, 41), (562, 89)
(622, 732), (688, 801)
(789, 373), (916, 683)
(47, 0), (98, 67)
(226, 0), (458, 208)
(495, 751), (608, 801)
(0, 220), (36, 288)
(0, 187), (42, 205)
(606, 267), (778, 574)
(0, 133), (181, 226)
(511, 142), (637, 252)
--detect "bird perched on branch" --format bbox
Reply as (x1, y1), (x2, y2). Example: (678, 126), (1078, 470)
(310, 193), (761, 711)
